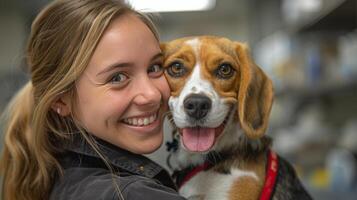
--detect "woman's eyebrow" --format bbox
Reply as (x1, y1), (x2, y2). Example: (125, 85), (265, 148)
(96, 52), (163, 76)
(96, 62), (132, 76)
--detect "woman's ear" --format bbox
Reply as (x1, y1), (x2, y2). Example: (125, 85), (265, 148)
(51, 94), (71, 117)
(235, 42), (274, 139)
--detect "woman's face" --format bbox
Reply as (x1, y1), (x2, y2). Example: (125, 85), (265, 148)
(73, 14), (170, 154)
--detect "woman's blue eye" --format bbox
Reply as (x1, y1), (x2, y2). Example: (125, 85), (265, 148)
(109, 73), (128, 84)
(148, 64), (164, 76)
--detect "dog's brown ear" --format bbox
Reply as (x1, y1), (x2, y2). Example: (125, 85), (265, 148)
(235, 43), (274, 139)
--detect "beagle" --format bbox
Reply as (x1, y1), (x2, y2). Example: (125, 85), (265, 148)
(161, 36), (312, 200)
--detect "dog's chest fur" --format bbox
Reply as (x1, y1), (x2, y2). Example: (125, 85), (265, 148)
(180, 168), (259, 200)
(175, 152), (267, 200)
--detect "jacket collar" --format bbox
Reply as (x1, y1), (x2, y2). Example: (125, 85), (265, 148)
(63, 134), (164, 178)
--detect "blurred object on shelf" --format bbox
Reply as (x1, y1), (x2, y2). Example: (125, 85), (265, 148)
(255, 31), (357, 99)
(309, 167), (330, 189)
(338, 119), (357, 152)
(272, 54), (307, 92)
(305, 42), (322, 86)
(326, 148), (357, 192)
(282, 0), (323, 26)
(282, 0), (356, 33)
(338, 30), (357, 80)
(254, 31), (292, 91)
(273, 103), (333, 156)
(260, 32), (357, 98)
(325, 119), (357, 193)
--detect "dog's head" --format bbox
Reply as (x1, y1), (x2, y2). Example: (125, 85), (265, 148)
(161, 36), (274, 153)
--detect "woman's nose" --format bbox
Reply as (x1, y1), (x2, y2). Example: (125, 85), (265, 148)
(133, 76), (161, 106)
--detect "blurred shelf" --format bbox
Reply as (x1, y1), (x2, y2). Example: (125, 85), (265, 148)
(276, 79), (357, 99)
(289, 0), (357, 34)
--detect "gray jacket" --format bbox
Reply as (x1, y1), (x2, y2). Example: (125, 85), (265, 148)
(50, 135), (186, 200)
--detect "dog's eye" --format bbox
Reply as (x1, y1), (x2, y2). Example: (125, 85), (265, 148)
(166, 61), (187, 78)
(216, 63), (235, 79)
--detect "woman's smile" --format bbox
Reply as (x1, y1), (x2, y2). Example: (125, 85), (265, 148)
(122, 112), (158, 126)
(121, 112), (162, 134)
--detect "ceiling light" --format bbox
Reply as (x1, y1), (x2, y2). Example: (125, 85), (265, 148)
(126, 0), (216, 13)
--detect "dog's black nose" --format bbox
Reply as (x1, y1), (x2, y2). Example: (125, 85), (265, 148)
(183, 94), (212, 120)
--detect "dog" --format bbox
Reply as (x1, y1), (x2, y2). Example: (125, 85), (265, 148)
(161, 36), (312, 200)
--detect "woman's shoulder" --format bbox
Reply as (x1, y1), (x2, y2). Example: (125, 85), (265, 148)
(50, 167), (122, 200)
(50, 167), (186, 200)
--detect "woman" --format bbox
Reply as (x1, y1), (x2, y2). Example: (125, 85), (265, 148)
(0, 0), (186, 199)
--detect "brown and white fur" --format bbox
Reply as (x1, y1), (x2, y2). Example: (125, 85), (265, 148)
(161, 36), (311, 200)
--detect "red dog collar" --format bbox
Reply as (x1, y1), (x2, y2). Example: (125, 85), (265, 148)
(260, 150), (279, 200)
(177, 150), (279, 200)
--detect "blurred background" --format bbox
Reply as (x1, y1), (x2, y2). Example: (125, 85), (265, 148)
(1, 0), (357, 199)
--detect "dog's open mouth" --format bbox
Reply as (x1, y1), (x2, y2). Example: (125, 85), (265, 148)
(179, 110), (231, 152)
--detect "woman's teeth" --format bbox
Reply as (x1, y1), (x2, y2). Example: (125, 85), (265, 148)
(123, 114), (157, 126)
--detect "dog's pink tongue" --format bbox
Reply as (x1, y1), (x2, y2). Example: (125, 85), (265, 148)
(182, 127), (215, 152)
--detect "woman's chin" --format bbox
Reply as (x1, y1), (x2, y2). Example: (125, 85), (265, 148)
(141, 144), (162, 155)
(130, 134), (163, 155)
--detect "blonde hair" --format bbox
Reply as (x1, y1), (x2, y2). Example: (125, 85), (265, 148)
(0, 0), (159, 199)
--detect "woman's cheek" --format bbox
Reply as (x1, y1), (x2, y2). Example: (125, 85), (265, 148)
(152, 76), (170, 113)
